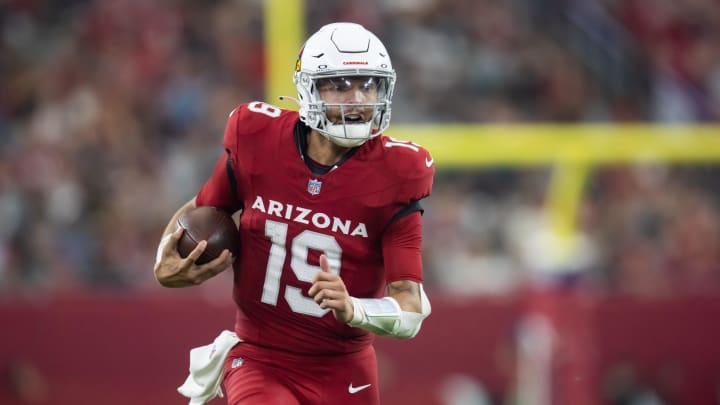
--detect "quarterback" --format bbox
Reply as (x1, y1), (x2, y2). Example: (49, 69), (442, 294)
(154, 22), (434, 405)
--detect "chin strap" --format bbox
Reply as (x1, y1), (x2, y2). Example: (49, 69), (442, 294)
(348, 284), (431, 339)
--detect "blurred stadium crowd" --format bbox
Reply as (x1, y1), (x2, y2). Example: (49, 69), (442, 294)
(1, 0), (719, 297)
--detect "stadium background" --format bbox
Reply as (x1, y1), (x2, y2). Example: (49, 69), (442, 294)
(1, 0), (720, 404)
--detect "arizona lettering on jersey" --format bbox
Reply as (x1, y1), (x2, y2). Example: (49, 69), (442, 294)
(250, 195), (369, 238)
(196, 102), (433, 355)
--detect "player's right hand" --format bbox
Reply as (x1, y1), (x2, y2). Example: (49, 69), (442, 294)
(309, 254), (354, 323)
(153, 227), (233, 288)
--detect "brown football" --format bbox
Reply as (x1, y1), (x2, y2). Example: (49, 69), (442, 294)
(176, 206), (240, 265)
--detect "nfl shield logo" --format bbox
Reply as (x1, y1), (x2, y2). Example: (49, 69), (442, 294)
(307, 178), (322, 195)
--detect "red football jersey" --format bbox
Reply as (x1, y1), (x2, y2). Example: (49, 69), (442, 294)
(196, 102), (434, 355)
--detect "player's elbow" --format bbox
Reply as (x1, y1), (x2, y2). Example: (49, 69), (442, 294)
(389, 285), (432, 339)
(391, 311), (428, 339)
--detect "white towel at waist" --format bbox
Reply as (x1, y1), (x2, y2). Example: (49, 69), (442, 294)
(177, 330), (242, 405)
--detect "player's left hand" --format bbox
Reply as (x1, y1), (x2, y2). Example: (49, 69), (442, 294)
(309, 254), (354, 323)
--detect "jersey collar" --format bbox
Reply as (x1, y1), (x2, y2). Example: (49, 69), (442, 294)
(293, 121), (360, 176)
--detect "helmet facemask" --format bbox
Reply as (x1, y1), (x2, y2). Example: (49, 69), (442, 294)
(297, 73), (395, 147)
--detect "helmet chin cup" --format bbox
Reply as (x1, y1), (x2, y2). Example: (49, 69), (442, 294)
(324, 122), (373, 147)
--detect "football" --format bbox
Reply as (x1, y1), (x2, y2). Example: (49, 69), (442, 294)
(176, 206), (240, 265)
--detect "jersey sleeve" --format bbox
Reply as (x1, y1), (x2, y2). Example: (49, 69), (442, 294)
(195, 152), (240, 213)
(398, 145), (434, 203)
(195, 106), (245, 212)
(382, 138), (435, 217)
(222, 102), (284, 163)
(379, 139), (434, 283)
(382, 211), (424, 284)
(197, 102), (289, 212)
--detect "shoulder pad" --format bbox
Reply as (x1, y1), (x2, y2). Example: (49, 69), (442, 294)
(222, 101), (297, 156)
(380, 136), (435, 202)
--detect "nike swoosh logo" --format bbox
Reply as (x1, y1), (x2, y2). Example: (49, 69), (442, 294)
(425, 157), (434, 167)
(348, 383), (372, 394)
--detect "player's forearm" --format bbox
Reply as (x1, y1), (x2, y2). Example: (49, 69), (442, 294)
(386, 280), (422, 313)
(154, 197), (197, 274)
(348, 281), (431, 339)
(162, 197), (197, 237)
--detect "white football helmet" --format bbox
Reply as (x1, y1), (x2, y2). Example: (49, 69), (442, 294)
(293, 23), (396, 147)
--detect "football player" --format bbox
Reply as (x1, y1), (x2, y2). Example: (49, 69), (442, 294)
(154, 22), (434, 405)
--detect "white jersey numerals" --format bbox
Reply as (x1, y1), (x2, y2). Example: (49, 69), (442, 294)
(247, 101), (342, 317)
(260, 219), (343, 317)
(248, 101), (282, 118)
(385, 137), (433, 168)
(384, 137), (421, 152)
